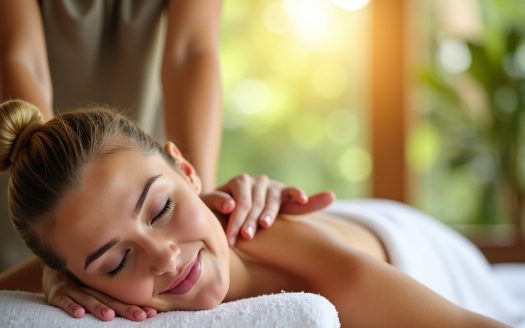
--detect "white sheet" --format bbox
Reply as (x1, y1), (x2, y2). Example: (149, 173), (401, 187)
(0, 291), (339, 328)
(327, 200), (525, 327)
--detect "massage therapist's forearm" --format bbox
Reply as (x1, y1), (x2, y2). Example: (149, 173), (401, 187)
(161, 0), (223, 192)
(0, 0), (53, 120)
(0, 257), (43, 293)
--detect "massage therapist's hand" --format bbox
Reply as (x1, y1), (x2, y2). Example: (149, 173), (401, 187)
(43, 266), (157, 321)
(200, 174), (335, 245)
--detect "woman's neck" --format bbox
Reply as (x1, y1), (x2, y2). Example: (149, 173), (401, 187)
(223, 241), (308, 302)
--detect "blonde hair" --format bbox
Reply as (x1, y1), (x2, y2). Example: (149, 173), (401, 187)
(0, 99), (171, 279)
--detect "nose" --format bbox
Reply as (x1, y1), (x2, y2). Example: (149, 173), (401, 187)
(144, 237), (180, 275)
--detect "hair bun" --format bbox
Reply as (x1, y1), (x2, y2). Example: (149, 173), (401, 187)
(0, 100), (44, 171)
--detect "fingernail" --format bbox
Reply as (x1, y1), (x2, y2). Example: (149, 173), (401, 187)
(146, 308), (157, 317)
(245, 226), (254, 238)
(72, 306), (84, 317)
(101, 308), (113, 318)
(260, 215), (271, 227)
(222, 199), (233, 211)
(135, 310), (147, 320)
(229, 236), (236, 246)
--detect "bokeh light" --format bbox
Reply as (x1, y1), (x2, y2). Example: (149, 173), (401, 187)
(407, 122), (440, 172)
(283, 0), (333, 43)
(338, 147), (372, 182)
(332, 0), (370, 11)
(514, 44), (525, 77)
(438, 39), (471, 74)
(231, 79), (271, 116)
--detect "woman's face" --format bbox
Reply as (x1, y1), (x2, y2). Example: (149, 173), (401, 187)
(47, 145), (230, 311)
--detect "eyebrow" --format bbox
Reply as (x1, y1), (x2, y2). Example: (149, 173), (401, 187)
(134, 174), (162, 213)
(84, 238), (119, 270)
(83, 174), (162, 270)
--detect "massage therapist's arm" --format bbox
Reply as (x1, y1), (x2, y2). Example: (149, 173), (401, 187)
(0, 0), (53, 120)
(161, 0), (223, 192)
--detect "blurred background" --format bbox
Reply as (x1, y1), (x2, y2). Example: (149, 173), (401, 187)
(217, 0), (525, 261)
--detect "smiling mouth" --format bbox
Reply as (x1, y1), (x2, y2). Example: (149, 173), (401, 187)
(161, 250), (202, 295)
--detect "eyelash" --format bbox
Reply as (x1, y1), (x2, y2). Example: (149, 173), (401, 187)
(107, 249), (130, 277)
(152, 198), (173, 224)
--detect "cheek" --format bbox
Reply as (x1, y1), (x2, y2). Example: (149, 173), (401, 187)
(89, 275), (155, 306)
(176, 198), (218, 237)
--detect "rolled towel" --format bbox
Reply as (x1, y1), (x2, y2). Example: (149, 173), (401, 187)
(0, 290), (339, 328)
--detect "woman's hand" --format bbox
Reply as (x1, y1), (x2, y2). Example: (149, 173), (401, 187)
(200, 174), (335, 245)
(42, 266), (157, 321)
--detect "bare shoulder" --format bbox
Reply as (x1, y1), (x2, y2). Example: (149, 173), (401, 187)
(234, 212), (385, 281)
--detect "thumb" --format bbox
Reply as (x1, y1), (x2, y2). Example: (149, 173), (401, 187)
(200, 191), (235, 214)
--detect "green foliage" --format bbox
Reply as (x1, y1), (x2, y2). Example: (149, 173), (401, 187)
(421, 0), (525, 226)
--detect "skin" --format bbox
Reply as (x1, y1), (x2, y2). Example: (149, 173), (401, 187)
(46, 141), (507, 327)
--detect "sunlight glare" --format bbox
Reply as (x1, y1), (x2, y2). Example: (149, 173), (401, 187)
(283, 0), (332, 43)
(332, 0), (370, 11)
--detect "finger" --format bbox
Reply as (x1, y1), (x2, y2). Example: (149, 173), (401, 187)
(113, 305), (148, 321)
(258, 186), (281, 228)
(225, 175), (253, 245)
(281, 187), (308, 204)
(62, 290), (116, 321)
(80, 288), (147, 321)
(280, 191), (336, 214)
(46, 293), (86, 318)
(142, 306), (158, 317)
(240, 175), (269, 240)
(200, 191), (235, 214)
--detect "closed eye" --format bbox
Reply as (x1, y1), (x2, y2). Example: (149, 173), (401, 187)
(107, 249), (130, 277)
(152, 198), (173, 224)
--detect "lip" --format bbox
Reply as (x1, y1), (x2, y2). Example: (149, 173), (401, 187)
(161, 250), (202, 295)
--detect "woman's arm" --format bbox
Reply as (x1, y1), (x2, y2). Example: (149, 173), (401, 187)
(0, 0), (53, 120)
(323, 250), (506, 327)
(161, 0), (223, 192)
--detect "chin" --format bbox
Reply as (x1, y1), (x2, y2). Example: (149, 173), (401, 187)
(184, 278), (229, 311)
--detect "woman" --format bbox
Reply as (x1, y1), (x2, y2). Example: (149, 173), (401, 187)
(0, 100), (517, 327)
(0, 0), (226, 319)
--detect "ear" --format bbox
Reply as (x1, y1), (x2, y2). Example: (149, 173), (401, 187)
(163, 142), (202, 194)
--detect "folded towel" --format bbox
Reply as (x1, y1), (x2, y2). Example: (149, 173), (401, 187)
(327, 199), (525, 327)
(0, 291), (339, 328)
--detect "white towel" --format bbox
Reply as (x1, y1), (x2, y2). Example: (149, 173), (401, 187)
(0, 291), (339, 327)
(327, 199), (525, 327)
